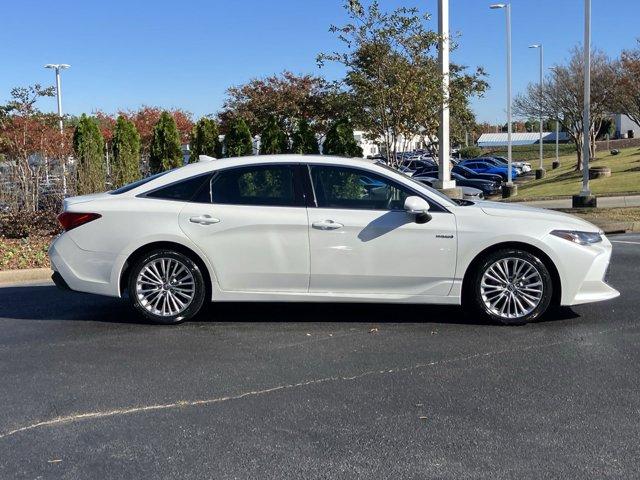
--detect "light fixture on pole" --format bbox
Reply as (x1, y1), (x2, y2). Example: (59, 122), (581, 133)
(44, 63), (70, 196)
(572, 0), (596, 207)
(490, 3), (516, 197)
(529, 44), (546, 179)
(435, 0), (460, 197)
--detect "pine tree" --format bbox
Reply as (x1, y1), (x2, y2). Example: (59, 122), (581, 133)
(323, 118), (363, 157)
(290, 119), (319, 154)
(224, 118), (253, 157)
(189, 117), (221, 162)
(149, 111), (183, 173)
(111, 115), (141, 188)
(259, 116), (288, 155)
(73, 114), (106, 195)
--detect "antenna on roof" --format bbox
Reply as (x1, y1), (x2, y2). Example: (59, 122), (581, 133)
(198, 155), (216, 162)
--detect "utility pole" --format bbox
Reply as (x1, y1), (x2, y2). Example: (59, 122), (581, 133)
(436, 0), (460, 197)
(529, 44), (545, 179)
(573, 0), (596, 207)
(44, 64), (70, 196)
(491, 3), (516, 197)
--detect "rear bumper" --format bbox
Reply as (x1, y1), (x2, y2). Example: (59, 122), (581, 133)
(48, 233), (119, 297)
(51, 271), (71, 291)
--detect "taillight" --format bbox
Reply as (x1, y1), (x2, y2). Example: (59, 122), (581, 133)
(57, 212), (102, 231)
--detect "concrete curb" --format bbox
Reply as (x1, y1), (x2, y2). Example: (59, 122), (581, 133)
(596, 221), (640, 235)
(0, 268), (52, 286)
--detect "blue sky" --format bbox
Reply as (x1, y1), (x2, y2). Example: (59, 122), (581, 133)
(1, 0), (636, 124)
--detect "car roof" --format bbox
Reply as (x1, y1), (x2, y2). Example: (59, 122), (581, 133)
(123, 155), (380, 194)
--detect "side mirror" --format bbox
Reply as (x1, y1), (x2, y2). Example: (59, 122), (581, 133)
(404, 196), (430, 214)
(404, 196), (432, 224)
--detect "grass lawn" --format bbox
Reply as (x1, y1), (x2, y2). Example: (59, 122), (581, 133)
(511, 146), (640, 200)
(557, 207), (640, 225)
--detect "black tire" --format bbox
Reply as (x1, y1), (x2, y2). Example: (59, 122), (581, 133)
(128, 249), (206, 324)
(465, 248), (553, 325)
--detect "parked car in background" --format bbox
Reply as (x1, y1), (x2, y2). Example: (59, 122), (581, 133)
(452, 165), (504, 184)
(459, 159), (518, 181)
(414, 164), (504, 186)
(400, 158), (437, 173)
(49, 154), (619, 326)
(413, 175), (485, 200)
(470, 157), (523, 175)
(414, 170), (501, 196)
(492, 156), (532, 174)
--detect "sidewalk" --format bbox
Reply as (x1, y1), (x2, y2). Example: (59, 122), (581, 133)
(518, 195), (640, 209)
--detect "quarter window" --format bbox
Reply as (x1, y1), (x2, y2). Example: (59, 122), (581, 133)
(210, 165), (302, 207)
(310, 165), (414, 211)
(145, 174), (211, 201)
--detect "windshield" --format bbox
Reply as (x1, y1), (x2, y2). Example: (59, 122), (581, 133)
(375, 162), (456, 207)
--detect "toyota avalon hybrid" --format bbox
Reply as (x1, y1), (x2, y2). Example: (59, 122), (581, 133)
(49, 155), (619, 325)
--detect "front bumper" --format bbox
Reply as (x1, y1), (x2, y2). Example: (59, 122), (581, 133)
(550, 234), (620, 306)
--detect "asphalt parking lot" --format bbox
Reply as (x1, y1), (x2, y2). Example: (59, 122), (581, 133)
(1, 233), (639, 479)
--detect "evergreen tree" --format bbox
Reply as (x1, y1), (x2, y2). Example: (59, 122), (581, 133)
(73, 114), (106, 195)
(322, 118), (363, 157)
(259, 116), (288, 155)
(224, 118), (253, 157)
(111, 115), (141, 188)
(290, 119), (319, 154)
(149, 111), (183, 173)
(189, 117), (221, 162)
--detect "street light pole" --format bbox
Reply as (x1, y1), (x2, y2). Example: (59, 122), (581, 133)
(44, 63), (70, 195)
(436, 0), (458, 196)
(529, 44), (545, 179)
(573, 0), (596, 207)
(491, 3), (516, 197)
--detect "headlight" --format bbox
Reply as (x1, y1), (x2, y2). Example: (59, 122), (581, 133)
(550, 230), (603, 245)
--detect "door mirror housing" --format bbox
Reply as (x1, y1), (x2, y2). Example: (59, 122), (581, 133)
(404, 196), (430, 214)
(404, 196), (432, 224)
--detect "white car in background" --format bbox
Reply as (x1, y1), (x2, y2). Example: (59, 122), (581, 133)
(49, 155), (619, 325)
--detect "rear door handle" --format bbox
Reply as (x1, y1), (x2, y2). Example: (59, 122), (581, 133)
(312, 220), (343, 230)
(189, 215), (220, 225)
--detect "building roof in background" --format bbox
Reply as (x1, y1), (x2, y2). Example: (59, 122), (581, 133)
(477, 132), (568, 147)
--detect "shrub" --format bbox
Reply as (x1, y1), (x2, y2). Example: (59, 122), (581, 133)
(0, 211), (60, 239)
(458, 146), (482, 159)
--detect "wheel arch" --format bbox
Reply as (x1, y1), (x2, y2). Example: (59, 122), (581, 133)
(461, 241), (562, 306)
(119, 241), (213, 300)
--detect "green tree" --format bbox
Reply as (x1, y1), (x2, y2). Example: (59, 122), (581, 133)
(224, 118), (253, 157)
(189, 117), (221, 162)
(323, 118), (363, 157)
(318, 1), (487, 166)
(149, 111), (183, 173)
(291, 119), (319, 154)
(111, 115), (141, 188)
(259, 116), (288, 154)
(73, 114), (105, 195)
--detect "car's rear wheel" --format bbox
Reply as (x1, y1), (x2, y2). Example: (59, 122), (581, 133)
(466, 248), (553, 325)
(128, 249), (205, 324)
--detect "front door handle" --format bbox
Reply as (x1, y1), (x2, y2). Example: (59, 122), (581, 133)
(312, 220), (343, 230)
(189, 215), (220, 225)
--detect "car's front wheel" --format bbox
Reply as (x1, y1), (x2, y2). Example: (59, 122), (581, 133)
(466, 249), (553, 325)
(128, 249), (206, 324)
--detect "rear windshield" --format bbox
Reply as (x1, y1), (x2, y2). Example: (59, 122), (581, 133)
(109, 171), (169, 194)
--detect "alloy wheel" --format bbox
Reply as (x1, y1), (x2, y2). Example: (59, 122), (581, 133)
(135, 257), (196, 317)
(480, 257), (544, 320)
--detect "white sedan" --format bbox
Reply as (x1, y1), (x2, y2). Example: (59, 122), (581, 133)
(49, 155), (619, 325)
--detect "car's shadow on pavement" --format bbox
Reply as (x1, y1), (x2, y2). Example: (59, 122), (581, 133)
(0, 284), (581, 326)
